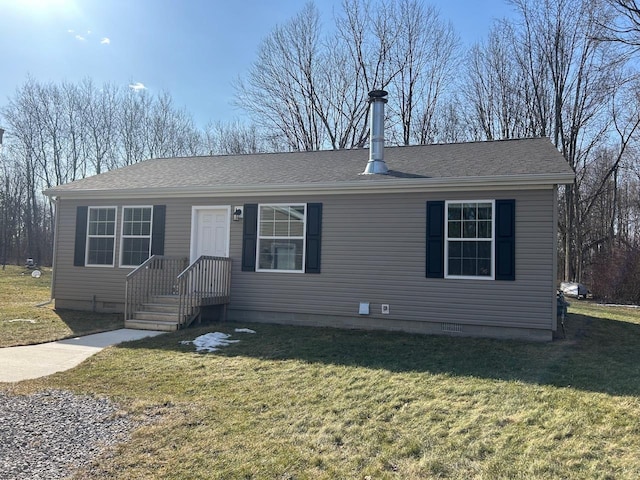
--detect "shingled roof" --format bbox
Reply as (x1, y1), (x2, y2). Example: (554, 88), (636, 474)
(44, 137), (574, 199)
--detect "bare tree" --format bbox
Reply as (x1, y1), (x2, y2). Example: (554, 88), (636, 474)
(203, 120), (270, 155)
(600, 0), (640, 47)
(235, 0), (458, 150)
(506, 0), (619, 281)
(117, 89), (151, 166)
(235, 2), (325, 151)
(60, 81), (88, 181)
(389, 0), (459, 145)
(463, 23), (531, 140)
(0, 77), (205, 265)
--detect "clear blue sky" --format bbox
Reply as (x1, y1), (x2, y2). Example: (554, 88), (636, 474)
(0, 0), (515, 128)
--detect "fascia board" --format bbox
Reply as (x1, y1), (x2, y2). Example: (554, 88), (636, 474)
(43, 173), (575, 200)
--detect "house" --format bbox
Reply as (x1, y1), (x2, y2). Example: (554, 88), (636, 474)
(43, 93), (574, 341)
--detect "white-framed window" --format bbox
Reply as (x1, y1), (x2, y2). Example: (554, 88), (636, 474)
(86, 207), (117, 266)
(445, 200), (494, 279)
(120, 206), (153, 267)
(257, 204), (306, 272)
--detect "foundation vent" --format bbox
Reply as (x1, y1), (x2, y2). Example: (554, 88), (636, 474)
(441, 323), (463, 333)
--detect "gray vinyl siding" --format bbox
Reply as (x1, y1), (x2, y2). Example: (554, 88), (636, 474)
(230, 189), (555, 331)
(53, 197), (189, 307)
(52, 187), (556, 334)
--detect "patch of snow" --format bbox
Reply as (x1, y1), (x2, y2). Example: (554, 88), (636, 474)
(180, 332), (240, 352)
(6, 319), (37, 324)
(234, 328), (256, 334)
(596, 303), (640, 308)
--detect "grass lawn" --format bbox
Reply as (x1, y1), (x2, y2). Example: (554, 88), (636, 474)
(0, 265), (122, 346)
(1, 271), (640, 478)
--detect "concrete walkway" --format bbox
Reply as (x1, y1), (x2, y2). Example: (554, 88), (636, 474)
(0, 329), (165, 383)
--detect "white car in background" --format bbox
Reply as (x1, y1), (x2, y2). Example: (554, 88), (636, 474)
(560, 282), (588, 299)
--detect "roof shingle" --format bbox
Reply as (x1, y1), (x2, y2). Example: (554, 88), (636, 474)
(45, 138), (574, 196)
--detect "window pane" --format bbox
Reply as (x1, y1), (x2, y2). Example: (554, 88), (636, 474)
(290, 219), (304, 236)
(448, 204), (462, 221)
(448, 221), (461, 238)
(478, 221), (491, 238)
(260, 206), (275, 221)
(448, 258), (461, 276)
(463, 204), (476, 220)
(258, 205), (306, 271)
(87, 208), (116, 265)
(463, 221), (476, 238)
(87, 238), (114, 265)
(478, 241), (491, 259)
(260, 221), (273, 236)
(462, 258), (476, 276)
(449, 241), (462, 258)
(122, 238), (150, 266)
(446, 202), (494, 277)
(274, 221), (289, 236)
(462, 241), (476, 258)
(258, 239), (303, 271)
(121, 207), (152, 266)
(478, 204), (492, 220)
(274, 207), (289, 221)
(478, 259), (491, 276)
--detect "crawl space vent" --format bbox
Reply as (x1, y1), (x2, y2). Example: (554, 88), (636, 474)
(441, 323), (463, 333)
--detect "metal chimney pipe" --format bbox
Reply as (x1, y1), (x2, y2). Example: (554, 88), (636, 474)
(362, 90), (388, 175)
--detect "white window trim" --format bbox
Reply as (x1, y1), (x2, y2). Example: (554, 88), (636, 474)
(119, 205), (154, 268)
(256, 203), (307, 273)
(444, 200), (495, 280)
(85, 206), (117, 267)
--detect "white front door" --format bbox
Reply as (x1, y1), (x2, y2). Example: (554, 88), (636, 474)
(191, 207), (230, 262)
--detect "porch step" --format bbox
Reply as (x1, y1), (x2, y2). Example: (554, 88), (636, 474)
(133, 310), (179, 322)
(125, 318), (180, 332)
(150, 294), (181, 305)
(127, 294), (189, 331)
(142, 303), (181, 314)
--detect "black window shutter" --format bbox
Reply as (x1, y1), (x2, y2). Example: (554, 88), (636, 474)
(242, 204), (258, 271)
(151, 205), (166, 256)
(74, 206), (88, 267)
(305, 203), (322, 273)
(495, 199), (516, 281)
(426, 201), (445, 278)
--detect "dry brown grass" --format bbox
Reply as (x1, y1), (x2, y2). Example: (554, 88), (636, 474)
(0, 265), (122, 346)
(4, 301), (638, 479)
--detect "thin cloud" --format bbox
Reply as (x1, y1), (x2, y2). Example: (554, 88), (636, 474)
(100, 37), (110, 45)
(128, 82), (146, 91)
(75, 35), (85, 41)
(67, 29), (74, 33)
